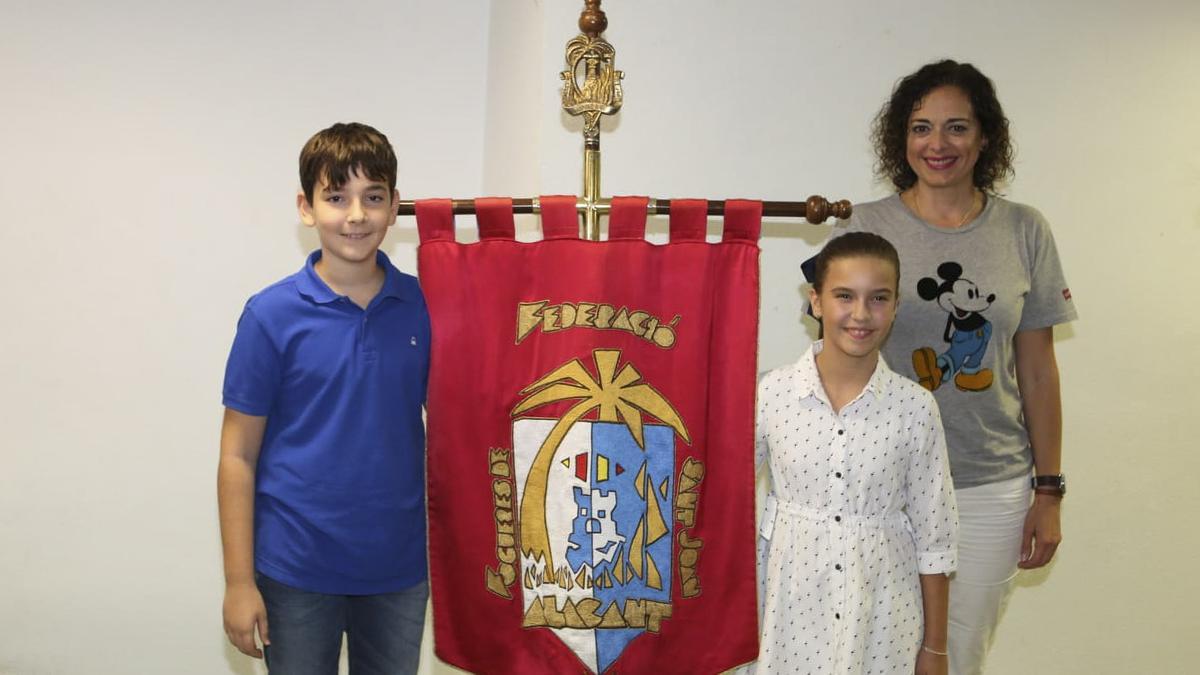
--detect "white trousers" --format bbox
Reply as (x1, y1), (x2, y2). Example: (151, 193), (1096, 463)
(948, 474), (1032, 675)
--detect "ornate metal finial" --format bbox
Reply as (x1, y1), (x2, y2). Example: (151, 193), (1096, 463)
(564, 1), (622, 239)
(561, 13), (623, 142)
(578, 0), (607, 35)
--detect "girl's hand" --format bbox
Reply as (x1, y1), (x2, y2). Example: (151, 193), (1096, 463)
(915, 647), (948, 675)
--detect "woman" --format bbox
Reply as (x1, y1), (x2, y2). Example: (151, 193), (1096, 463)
(841, 60), (1077, 674)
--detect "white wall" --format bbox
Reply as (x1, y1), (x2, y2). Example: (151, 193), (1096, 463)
(0, 1), (489, 673)
(2, 1), (1197, 673)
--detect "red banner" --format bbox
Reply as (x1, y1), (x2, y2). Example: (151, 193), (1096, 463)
(418, 196), (760, 674)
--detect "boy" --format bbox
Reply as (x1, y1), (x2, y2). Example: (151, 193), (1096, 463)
(218, 122), (430, 674)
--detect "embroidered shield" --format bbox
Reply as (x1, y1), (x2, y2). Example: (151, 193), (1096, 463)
(511, 350), (686, 673)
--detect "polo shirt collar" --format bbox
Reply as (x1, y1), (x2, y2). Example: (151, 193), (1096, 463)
(375, 251), (417, 302)
(295, 250), (416, 305)
(793, 340), (892, 403)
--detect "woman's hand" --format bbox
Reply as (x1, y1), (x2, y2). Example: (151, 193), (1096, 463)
(1019, 493), (1062, 568)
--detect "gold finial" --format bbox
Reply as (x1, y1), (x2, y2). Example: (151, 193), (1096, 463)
(563, 1), (623, 239)
(560, 35), (623, 142)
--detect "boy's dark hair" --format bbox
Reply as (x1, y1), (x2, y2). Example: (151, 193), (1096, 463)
(811, 232), (900, 292)
(299, 122), (397, 204)
(871, 59), (1014, 193)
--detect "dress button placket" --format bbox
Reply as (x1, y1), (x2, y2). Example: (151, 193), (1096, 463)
(831, 413), (850, 644)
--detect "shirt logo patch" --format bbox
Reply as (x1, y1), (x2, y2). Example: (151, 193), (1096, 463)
(411, 336), (418, 346)
(1062, 288), (1072, 301)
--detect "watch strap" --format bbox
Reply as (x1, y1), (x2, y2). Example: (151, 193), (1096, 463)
(1031, 473), (1066, 496)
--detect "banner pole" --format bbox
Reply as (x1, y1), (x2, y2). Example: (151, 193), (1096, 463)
(395, 0), (852, 227)
(561, 1), (621, 240)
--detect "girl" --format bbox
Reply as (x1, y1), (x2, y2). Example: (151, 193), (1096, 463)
(755, 232), (958, 675)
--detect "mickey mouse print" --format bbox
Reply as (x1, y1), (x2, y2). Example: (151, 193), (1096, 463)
(911, 261), (996, 392)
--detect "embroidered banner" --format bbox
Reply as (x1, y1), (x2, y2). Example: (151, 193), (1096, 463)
(418, 196), (760, 674)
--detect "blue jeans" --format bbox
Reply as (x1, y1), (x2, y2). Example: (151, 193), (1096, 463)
(256, 573), (427, 675)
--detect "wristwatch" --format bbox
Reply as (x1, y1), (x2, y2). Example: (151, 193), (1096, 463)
(1031, 473), (1066, 497)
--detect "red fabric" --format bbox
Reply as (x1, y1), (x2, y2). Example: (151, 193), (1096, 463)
(476, 197), (516, 240)
(608, 196), (649, 240)
(415, 199), (455, 242)
(668, 199), (708, 242)
(722, 199), (762, 242)
(540, 195), (580, 240)
(418, 201), (761, 675)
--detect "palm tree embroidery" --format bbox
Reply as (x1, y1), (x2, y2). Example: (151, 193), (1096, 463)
(512, 349), (690, 573)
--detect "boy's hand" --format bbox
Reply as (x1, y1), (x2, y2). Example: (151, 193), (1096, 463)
(223, 582), (270, 658)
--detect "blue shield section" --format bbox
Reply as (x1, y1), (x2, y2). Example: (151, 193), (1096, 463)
(589, 421), (675, 673)
(566, 486), (593, 574)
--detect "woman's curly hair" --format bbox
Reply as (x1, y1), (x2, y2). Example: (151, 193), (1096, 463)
(871, 60), (1014, 193)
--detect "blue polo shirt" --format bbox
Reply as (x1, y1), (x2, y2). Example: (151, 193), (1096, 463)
(223, 250), (430, 595)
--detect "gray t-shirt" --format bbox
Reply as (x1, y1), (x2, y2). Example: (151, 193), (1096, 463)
(841, 194), (1078, 488)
